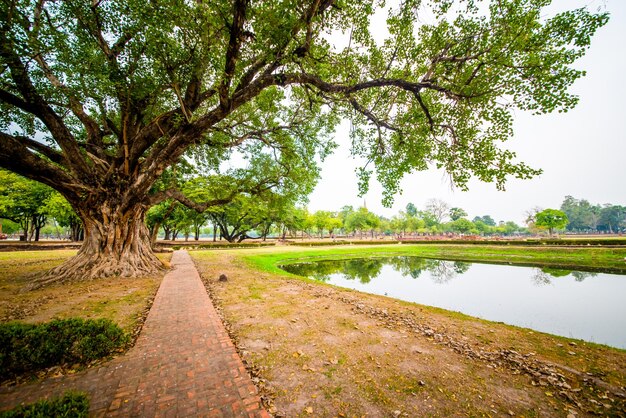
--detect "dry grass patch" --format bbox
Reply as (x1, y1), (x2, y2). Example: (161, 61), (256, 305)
(192, 249), (626, 418)
(0, 250), (169, 333)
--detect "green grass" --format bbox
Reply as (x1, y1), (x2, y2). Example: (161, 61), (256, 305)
(0, 391), (88, 417)
(238, 244), (626, 276)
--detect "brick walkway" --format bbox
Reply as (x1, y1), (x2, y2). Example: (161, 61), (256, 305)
(0, 250), (269, 417)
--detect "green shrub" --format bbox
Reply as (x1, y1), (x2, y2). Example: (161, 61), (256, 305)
(290, 240), (397, 247)
(0, 391), (89, 417)
(397, 238), (626, 246)
(0, 318), (128, 380)
(171, 242), (275, 250)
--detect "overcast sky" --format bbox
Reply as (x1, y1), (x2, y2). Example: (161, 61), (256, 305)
(307, 0), (624, 225)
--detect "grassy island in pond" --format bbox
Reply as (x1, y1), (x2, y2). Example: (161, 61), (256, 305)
(192, 244), (626, 417)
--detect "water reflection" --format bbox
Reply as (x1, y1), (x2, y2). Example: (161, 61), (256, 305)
(531, 268), (598, 286)
(283, 257), (471, 284)
(279, 257), (626, 348)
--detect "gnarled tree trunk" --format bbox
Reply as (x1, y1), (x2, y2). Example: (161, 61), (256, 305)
(32, 202), (163, 288)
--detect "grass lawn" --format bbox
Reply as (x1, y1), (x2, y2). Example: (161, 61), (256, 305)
(192, 244), (626, 417)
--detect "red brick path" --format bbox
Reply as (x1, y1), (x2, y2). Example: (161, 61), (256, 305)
(0, 250), (269, 417)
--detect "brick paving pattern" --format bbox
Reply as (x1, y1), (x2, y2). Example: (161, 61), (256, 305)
(0, 250), (269, 417)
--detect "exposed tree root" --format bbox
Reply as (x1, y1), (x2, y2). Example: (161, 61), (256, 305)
(28, 251), (164, 290)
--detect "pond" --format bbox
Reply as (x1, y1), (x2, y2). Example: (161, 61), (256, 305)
(280, 257), (626, 349)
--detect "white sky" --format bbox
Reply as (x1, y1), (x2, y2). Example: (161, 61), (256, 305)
(307, 0), (625, 225)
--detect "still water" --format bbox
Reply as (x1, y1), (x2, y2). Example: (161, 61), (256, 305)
(280, 257), (626, 349)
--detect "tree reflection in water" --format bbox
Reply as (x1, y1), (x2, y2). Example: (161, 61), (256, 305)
(281, 257), (471, 284)
(530, 267), (598, 285)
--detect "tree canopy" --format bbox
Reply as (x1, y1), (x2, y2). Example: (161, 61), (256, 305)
(560, 195), (625, 233)
(534, 208), (568, 236)
(0, 0), (608, 282)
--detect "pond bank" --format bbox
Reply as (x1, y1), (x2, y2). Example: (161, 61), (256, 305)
(192, 246), (626, 417)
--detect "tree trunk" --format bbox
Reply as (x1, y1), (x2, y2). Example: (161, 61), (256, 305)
(150, 223), (160, 245)
(32, 203), (163, 288)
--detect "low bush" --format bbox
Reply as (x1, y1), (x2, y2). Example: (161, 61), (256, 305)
(291, 240), (397, 246)
(0, 391), (89, 417)
(398, 238), (626, 246)
(171, 242), (275, 250)
(0, 318), (128, 380)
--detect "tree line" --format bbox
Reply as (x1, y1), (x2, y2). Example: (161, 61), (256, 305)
(559, 196), (626, 234)
(9, 173), (623, 243)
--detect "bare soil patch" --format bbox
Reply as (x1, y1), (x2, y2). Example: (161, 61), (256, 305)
(193, 250), (626, 418)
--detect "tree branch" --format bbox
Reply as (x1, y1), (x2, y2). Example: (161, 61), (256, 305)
(146, 189), (237, 212)
(0, 33), (91, 177)
(32, 53), (104, 153)
(347, 95), (399, 132)
(220, 0), (248, 110)
(0, 132), (82, 198)
(16, 135), (66, 166)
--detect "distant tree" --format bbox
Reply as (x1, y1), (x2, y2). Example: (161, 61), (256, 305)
(449, 207), (468, 221)
(534, 209), (569, 236)
(405, 203), (418, 217)
(474, 215), (496, 227)
(425, 199), (450, 224)
(345, 208), (379, 239)
(472, 219), (491, 235)
(275, 206), (306, 239)
(418, 210), (441, 232)
(43, 193), (83, 241)
(598, 205), (626, 233)
(406, 215), (425, 235)
(500, 221), (524, 236)
(312, 210), (332, 238)
(181, 208), (211, 241)
(291, 207), (310, 239)
(560, 195), (602, 232)
(524, 206), (544, 234)
(389, 214), (407, 236)
(448, 218), (475, 234)
(326, 216), (343, 238)
(146, 201), (178, 243)
(161, 204), (187, 241)
(0, 170), (53, 241)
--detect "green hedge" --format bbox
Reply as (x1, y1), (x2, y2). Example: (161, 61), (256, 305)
(397, 238), (626, 246)
(172, 242), (276, 250)
(0, 391), (89, 418)
(0, 318), (128, 380)
(291, 240), (398, 246)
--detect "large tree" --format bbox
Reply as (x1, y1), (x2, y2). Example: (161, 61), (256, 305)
(0, 0), (607, 283)
(534, 208), (568, 236)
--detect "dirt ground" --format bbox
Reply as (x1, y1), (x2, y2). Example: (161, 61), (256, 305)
(0, 250), (169, 333)
(192, 250), (626, 418)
